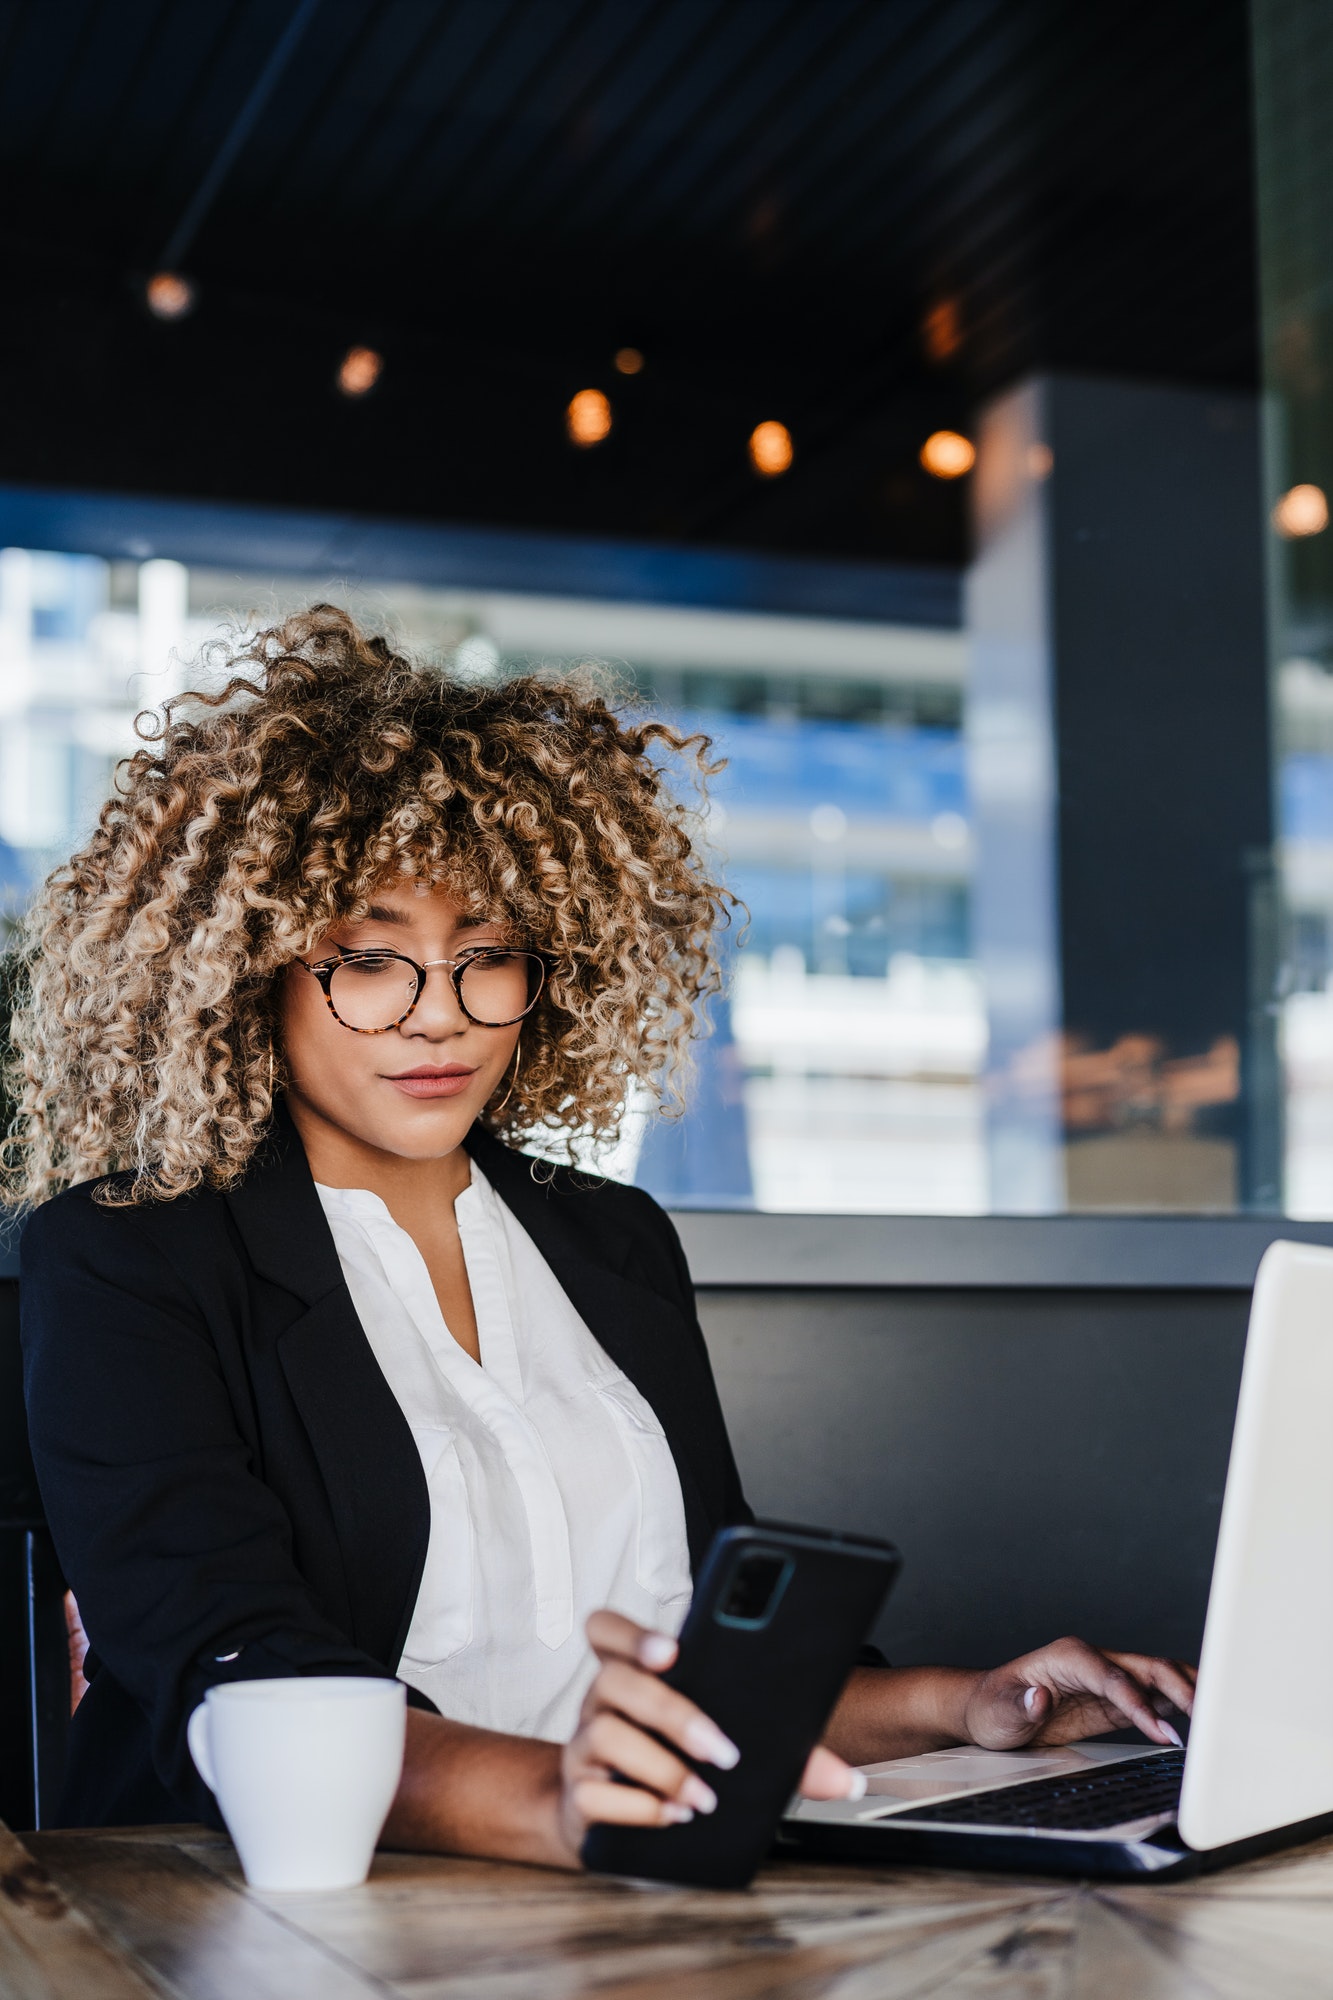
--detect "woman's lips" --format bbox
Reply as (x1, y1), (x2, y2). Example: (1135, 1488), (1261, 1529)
(383, 1066), (480, 1100)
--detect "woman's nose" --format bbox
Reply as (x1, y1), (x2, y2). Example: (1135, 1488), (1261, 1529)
(405, 962), (469, 1034)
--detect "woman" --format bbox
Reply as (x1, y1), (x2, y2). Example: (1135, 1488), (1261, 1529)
(10, 607), (1192, 1867)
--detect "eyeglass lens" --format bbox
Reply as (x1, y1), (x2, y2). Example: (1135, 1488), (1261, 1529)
(327, 952), (543, 1031)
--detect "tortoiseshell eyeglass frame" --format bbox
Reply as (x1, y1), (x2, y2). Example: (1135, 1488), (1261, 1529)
(297, 946), (549, 1034)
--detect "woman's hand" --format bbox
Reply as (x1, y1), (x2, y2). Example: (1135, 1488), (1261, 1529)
(558, 1609), (863, 1856)
(961, 1637), (1196, 1750)
(825, 1642), (1197, 1768)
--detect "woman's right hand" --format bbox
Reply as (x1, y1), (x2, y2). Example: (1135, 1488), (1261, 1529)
(558, 1608), (860, 1860)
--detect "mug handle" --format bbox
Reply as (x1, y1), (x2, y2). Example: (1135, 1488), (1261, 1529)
(186, 1702), (216, 1793)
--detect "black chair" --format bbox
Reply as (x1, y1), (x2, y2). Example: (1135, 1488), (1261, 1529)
(0, 1273), (69, 1829)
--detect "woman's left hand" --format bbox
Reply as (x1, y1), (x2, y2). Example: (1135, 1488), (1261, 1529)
(962, 1637), (1196, 1750)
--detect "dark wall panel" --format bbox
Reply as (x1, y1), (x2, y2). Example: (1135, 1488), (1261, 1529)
(697, 1286), (1248, 1672)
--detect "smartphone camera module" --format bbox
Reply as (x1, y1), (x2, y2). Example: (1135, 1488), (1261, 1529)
(716, 1548), (795, 1628)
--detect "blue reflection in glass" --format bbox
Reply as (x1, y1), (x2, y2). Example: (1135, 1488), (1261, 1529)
(679, 710), (966, 820)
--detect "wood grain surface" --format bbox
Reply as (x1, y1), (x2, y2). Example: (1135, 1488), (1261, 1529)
(3, 1819), (1330, 1999)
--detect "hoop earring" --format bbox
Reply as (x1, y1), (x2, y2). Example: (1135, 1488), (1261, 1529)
(491, 1031), (522, 1117)
(268, 1045), (277, 1100)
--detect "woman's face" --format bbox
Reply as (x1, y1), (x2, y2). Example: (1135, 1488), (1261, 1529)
(279, 880), (526, 1162)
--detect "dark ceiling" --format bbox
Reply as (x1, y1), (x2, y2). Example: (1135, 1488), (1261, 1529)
(0, 0), (1257, 569)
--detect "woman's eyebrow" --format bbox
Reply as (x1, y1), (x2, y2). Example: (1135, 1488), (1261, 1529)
(341, 906), (506, 938)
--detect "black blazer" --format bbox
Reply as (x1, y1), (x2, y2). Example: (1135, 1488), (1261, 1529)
(20, 1105), (750, 1828)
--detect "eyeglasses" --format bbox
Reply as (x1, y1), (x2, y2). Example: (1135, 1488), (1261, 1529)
(298, 947), (548, 1034)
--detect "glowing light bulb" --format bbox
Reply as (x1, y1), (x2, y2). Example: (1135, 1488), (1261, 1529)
(567, 389), (612, 446)
(614, 347), (644, 375)
(749, 421), (793, 476)
(920, 431), (976, 478)
(338, 347), (383, 397)
(1273, 483), (1329, 538)
(922, 298), (963, 363)
(146, 272), (196, 320)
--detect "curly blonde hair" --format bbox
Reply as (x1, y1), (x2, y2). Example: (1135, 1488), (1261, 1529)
(2, 604), (732, 1207)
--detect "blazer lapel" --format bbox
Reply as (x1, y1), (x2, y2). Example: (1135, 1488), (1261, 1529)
(224, 1105), (430, 1667)
(275, 1291), (430, 1664)
(464, 1128), (726, 1567)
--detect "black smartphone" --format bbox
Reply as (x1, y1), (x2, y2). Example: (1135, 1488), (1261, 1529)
(581, 1518), (901, 1889)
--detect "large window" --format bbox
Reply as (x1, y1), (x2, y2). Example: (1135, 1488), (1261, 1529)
(0, 550), (981, 1212)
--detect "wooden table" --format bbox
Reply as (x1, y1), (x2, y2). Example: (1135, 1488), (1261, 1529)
(4, 1817), (1333, 1998)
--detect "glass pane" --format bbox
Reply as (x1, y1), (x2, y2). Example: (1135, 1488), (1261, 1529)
(327, 957), (419, 1032)
(1254, 0), (1333, 1217)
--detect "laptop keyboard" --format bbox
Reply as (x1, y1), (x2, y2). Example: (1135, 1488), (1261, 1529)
(897, 1750), (1186, 1832)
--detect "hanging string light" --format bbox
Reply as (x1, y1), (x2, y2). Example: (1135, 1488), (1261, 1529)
(567, 389), (612, 446)
(145, 272), (196, 320)
(920, 430), (976, 478)
(338, 347), (383, 397)
(749, 421), (793, 476)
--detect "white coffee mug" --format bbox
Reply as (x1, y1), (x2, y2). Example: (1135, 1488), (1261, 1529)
(187, 1676), (406, 1890)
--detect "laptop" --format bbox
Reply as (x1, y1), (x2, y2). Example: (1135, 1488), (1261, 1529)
(782, 1238), (1333, 1880)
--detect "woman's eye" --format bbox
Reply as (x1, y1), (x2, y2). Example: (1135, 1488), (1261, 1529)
(340, 954), (397, 976)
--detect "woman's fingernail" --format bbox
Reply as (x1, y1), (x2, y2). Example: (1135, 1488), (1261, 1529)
(683, 1776), (718, 1814)
(847, 1770), (868, 1800)
(686, 1719), (741, 1769)
(638, 1633), (677, 1670)
(661, 1802), (694, 1824)
(1024, 1686), (1040, 1714)
(1159, 1720), (1183, 1748)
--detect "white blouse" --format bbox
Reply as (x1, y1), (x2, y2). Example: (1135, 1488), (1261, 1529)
(314, 1162), (693, 1742)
